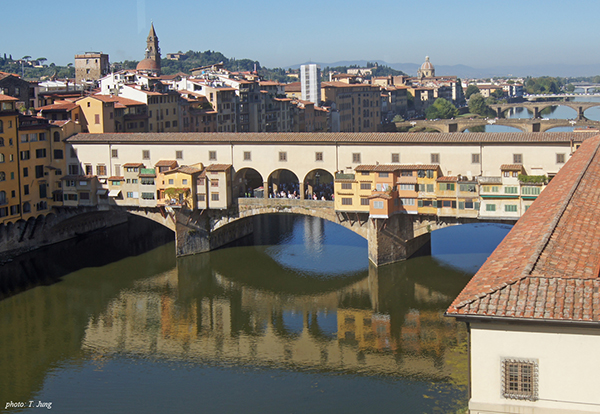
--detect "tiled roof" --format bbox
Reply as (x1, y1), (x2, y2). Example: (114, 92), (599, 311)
(0, 95), (18, 102)
(437, 176), (458, 182)
(108, 176), (124, 180)
(447, 135), (600, 324)
(500, 164), (524, 171)
(38, 102), (77, 111)
(155, 160), (178, 167)
(206, 164), (232, 172)
(66, 132), (593, 145)
(165, 166), (202, 175)
(355, 164), (440, 172)
(123, 163), (144, 167)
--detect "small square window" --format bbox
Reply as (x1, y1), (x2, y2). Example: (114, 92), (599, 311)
(431, 153), (440, 164)
(513, 153), (523, 164)
(142, 150), (150, 160)
(352, 153), (361, 163)
(209, 151), (217, 161)
(556, 153), (565, 164)
(176, 151), (183, 160)
(391, 153), (399, 163)
(211, 193), (219, 201)
(279, 151), (287, 162)
(502, 359), (538, 401)
(472, 153), (480, 164)
(111, 149), (118, 159)
(315, 152), (323, 161)
(244, 151), (251, 161)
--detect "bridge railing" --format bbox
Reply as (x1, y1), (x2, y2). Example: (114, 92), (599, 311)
(237, 198), (334, 209)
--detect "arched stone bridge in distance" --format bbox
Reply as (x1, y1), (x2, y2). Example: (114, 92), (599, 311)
(494, 101), (600, 120)
(396, 118), (600, 133)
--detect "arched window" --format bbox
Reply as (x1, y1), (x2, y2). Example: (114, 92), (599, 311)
(53, 131), (60, 142)
(23, 202), (31, 213)
(0, 191), (5, 204)
(0, 120), (3, 133)
(0, 137), (4, 146)
(0, 154), (4, 163)
(0, 172), (5, 181)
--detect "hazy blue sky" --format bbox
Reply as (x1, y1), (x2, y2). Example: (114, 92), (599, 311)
(3, 0), (599, 70)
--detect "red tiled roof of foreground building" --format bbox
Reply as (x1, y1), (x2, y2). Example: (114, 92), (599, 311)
(447, 135), (600, 323)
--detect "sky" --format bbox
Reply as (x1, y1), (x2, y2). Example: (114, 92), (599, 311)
(3, 0), (600, 71)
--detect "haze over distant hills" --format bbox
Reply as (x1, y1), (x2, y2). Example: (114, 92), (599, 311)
(289, 60), (600, 78)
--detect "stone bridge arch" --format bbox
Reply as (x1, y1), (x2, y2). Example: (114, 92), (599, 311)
(212, 198), (369, 239)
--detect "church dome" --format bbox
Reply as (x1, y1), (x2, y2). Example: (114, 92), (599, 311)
(421, 56), (434, 70)
(136, 58), (160, 72)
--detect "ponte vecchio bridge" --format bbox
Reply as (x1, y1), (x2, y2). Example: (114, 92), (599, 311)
(61, 131), (594, 266)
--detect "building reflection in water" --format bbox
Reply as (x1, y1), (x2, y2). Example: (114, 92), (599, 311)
(0, 215), (477, 411)
(82, 250), (468, 386)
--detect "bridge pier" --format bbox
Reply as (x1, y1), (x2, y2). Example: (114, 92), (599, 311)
(367, 214), (433, 266)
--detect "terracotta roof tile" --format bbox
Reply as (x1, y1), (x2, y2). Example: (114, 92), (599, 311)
(447, 135), (600, 324)
(205, 164), (232, 172)
(155, 160), (178, 167)
(500, 164), (524, 171)
(66, 132), (594, 146)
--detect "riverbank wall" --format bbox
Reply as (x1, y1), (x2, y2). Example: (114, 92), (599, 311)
(0, 208), (130, 262)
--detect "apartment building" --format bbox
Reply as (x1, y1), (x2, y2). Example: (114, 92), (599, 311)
(17, 115), (63, 219)
(335, 163), (542, 220)
(197, 164), (232, 210)
(0, 96), (20, 223)
(321, 82), (380, 132)
(300, 64), (321, 107)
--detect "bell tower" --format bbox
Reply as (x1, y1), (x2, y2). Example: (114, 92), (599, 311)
(145, 22), (161, 66)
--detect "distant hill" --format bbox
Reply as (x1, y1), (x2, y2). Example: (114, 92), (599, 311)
(290, 60), (600, 78)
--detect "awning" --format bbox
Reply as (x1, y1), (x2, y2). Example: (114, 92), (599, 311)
(97, 189), (108, 195)
(108, 189), (121, 197)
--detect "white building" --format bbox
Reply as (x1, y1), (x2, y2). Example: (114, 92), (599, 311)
(301, 64), (321, 107)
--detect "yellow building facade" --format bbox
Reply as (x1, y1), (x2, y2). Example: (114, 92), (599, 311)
(0, 96), (20, 224)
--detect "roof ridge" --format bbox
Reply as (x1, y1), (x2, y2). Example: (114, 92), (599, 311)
(452, 137), (600, 311)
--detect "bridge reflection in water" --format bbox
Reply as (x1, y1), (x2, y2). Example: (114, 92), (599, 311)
(0, 215), (482, 413)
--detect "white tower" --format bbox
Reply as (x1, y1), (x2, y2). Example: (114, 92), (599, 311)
(301, 64), (321, 107)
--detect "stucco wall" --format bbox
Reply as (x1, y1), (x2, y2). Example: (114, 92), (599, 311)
(469, 322), (600, 413)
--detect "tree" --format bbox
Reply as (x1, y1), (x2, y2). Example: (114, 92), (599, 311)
(468, 93), (493, 116)
(465, 84), (480, 99)
(426, 98), (458, 119)
(565, 84), (575, 92)
(491, 89), (505, 99)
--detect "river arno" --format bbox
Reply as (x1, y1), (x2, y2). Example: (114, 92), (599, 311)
(0, 215), (511, 414)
